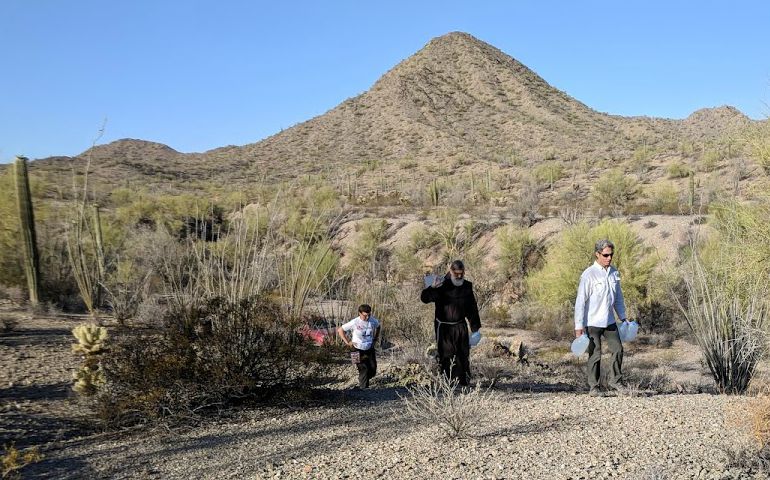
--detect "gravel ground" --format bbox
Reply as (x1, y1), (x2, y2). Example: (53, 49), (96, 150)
(23, 389), (757, 479)
(2, 313), (763, 479)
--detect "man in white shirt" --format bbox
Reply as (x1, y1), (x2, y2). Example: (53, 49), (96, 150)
(574, 239), (627, 396)
(337, 304), (381, 389)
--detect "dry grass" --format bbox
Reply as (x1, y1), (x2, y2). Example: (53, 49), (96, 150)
(399, 362), (497, 438)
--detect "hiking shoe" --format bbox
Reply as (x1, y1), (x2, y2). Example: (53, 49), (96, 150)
(588, 387), (603, 397)
(609, 383), (631, 395)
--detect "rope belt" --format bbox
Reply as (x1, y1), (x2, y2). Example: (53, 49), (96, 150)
(435, 318), (466, 349)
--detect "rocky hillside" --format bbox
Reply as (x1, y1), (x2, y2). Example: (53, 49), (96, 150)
(28, 32), (759, 197)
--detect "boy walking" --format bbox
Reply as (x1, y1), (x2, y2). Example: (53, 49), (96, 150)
(337, 304), (381, 389)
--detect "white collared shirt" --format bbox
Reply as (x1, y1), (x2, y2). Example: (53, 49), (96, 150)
(574, 262), (627, 330)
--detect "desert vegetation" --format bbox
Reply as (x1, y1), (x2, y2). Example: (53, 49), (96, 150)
(2, 31), (770, 478)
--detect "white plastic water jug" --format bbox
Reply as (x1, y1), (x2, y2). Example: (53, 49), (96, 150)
(469, 330), (482, 347)
(618, 320), (628, 339)
(571, 334), (589, 356)
(619, 320), (639, 342)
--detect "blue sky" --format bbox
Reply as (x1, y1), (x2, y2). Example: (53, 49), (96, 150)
(1, 1), (769, 162)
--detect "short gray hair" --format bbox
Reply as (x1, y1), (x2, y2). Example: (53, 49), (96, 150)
(594, 239), (615, 253)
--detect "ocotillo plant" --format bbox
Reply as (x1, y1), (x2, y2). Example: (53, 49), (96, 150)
(13, 156), (40, 306)
(92, 205), (106, 308)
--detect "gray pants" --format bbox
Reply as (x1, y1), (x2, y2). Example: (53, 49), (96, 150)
(587, 323), (623, 388)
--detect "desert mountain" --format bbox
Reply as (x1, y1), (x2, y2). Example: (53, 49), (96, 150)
(29, 32), (756, 192)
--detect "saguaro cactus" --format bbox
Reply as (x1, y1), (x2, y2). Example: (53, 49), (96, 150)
(429, 179), (440, 206)
(14, 156), (40, 306)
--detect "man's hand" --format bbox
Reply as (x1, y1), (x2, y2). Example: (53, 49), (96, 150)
(575, 328), (584, 338)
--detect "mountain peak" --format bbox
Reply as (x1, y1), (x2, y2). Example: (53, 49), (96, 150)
(81, 139), (179, 158)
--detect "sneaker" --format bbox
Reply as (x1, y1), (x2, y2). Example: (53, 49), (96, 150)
(588, 387), (603, 397)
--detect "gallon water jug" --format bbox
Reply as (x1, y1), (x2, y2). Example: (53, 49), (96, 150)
(469, 330), (482, 347)
(571, 334), (590, 356)
(618, 320), (628, 340)
(619, 320), (639, 342)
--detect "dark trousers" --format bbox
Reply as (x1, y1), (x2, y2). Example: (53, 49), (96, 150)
(436, 322), (470, 386)
(586, 323), (624, 389)
(355, 347), (377, 388)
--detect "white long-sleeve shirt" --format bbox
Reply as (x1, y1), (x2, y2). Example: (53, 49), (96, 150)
(574, 262), (627, 330)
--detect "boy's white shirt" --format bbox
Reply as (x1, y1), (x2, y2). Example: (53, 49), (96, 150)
(341, 316), (380, 350)
(574, 262), (627, 330)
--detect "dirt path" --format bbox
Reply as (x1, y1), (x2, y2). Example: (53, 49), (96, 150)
(0, 314), (762, 479)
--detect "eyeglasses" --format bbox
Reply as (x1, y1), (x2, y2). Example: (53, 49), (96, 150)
(600, 253), (613, 258)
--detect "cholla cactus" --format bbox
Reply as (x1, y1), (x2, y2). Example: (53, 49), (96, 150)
(72, 364), (105, 395)
(72, 323), (108, 355)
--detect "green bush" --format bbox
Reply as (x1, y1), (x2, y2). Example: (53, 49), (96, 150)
(526, 220), (657, 317)
(644, 182), (681, 215)
(746, 122), (770, 175)
(533, 162), (565, 189)
(666, 161), (693, 179)
(347, 219), (388, 277)
(591, 170), (639, 216)
(495, 225), (539, 280)
(701, 149), (722, 172)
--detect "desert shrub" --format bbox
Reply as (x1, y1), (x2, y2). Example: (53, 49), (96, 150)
(533, 162), (565, 189)
(399, 363), (496, 438)
(676, 200), (770, 394)
(666, 161), (693, 179)
(495, 225), (541, 281)
(484, 304), (511, 328)
(642, 182), (681, 215)
(347, 219), (388, 278)
(700, 149), (722, 172)
(704, 200), (770, 287)
(527, 219), (657, 320)
(390, 245), (423, 282)
(410, 225), (440, 251)
(1, 443), (42, 479)
(98, 295), (323, 426)
(677, 252), (768, 394)
(591, 169), (639, 216)
(629, 145), (651, 175)
(746, 121), (770, 175)
(527, 307), (575, 340)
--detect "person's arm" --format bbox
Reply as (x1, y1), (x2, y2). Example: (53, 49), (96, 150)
(614, 273), (627, 322)
(373, 325), (381, 346)
(574, 273), (590, 337)
(338, 320), (355, 348)
(467, 284), (481, 332)
(337, 327), (352, 348)
(420, 277), (443, 303)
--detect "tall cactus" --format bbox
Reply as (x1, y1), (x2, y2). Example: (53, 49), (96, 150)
(13, 156), (40, 306)
(428, 179), (440, 206)
(688, 171), (696, 213)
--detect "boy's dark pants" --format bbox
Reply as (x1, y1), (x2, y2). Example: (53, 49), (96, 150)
(355, 347), (377, 388)
(586, 323), (624, 389)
